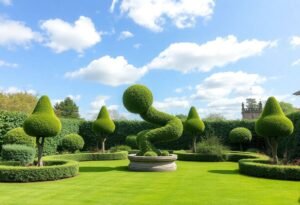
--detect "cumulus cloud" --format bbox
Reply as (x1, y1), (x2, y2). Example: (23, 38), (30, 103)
(0, 18), (41, 48)
(0, 59), (18, 68)
(65, 55), (147, 86)
(148, 35), (276, 73)
(290, 36), (300, 47)
(120, 0), (215, 32)
(0, 0), (12, 6)
(41, 16), (101, 53)
(0, 86), (36, 95)
(118, 30), (134, 40)
(154, 97), (190, 111)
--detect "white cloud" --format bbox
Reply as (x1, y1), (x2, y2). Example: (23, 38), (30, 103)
(0, 86), (36, 95)
(118, 30), (134, 40)
(154, 97), (190, 111)
(0, 0), (12, 6)
(290, 36), (300, 47)
(0, 59), (18, 68)
(133, 43), (141, 49)
(292, 59), (300, 66)
(110, 0), (119, 12)
(41, 16), (101, 53)
(65, 55), (148, 86)
(0, 18), (41, 48)
(148, 35), (276, 73)
(67, 94), (81, 101)
(120, 0), (215, 32)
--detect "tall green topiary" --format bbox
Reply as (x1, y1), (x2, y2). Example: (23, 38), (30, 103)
(92, 106), (115, 153)
(3, 127), (35, 147)
(255, 96), (294, 164)
(184, 106), (205, 153)
(229, 127), (252, 151)
(123, 84), (183, 156)
(23, 96), (61, 166)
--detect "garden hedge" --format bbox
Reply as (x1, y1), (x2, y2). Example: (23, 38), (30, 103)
(1, 144), (36, 166)
(0, 160), (79, 182)
(239, 158), (300, 180)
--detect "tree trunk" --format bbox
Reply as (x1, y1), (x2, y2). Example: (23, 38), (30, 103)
(36, 137), (45, 167)
(101, 138), (106, 153)
(270, 138), (278, 164)
(192, 136), (197, 153)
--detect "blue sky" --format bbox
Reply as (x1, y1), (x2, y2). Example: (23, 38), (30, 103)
(0, 0), (300, 120)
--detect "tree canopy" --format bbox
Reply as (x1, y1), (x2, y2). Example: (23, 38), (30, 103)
(0, 93), (37, 114)
(54, 97), (80, 119)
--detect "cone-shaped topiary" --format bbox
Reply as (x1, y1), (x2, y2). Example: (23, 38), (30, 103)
(229, 127), (252, 151)
(123, 84), (183, 156)
(23, 95), (61, 166)
(184, 106), (205, 153)
(255, 96), (294, 164)
(92, 106), (115, 153)
(3, 127), (35, 147)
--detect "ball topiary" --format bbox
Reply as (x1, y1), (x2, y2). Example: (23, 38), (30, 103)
(23, 95), (61, 166)
(61, 134), (84, 153)
(229, 127), (252, 151)
(92, 106), (115, 153)
(184, 106), (205, 153)
(122, 84), (183, 156)
(1, 144), (35, 166)
(125, 135), (138, 149)
(3, 127), (35, 147)
(255, 96), (294, 164)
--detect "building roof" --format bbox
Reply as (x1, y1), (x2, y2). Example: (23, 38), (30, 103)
(293, 90), (300, 95)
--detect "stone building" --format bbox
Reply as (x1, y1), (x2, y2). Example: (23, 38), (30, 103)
(241, 100), (263, 120)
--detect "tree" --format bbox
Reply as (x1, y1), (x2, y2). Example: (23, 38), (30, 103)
(246, 98), (259, 109)
(184, 107), (205, 153)
(279, 101), (298, 115)
(255, 97), (294, 164)
(204, 113), (226, 121)
(54, 97), (80, 118)
(92, 106), (115, 153)
(229, 127), (252, 151)
(23, 96), (61, 166)
(0, 93), (37, 114)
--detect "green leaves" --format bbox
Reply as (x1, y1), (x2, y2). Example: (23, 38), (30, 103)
(92, 106), (115, 135)
(184, 106), (205, 136)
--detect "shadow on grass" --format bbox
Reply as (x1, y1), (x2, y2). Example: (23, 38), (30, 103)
(79, 166), (128, 172)
(208, 169), (239, 175)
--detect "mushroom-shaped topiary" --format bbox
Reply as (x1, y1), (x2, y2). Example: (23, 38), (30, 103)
(61, 134), (84, 153)
(23, 96), (61, 166)
(184, 106), (205, 153)
(229, 127), (252, 151)
(255, 96), (294, 164)
(123, 84), (183, 156)
(3, 127), (35, 147)
(92, 106), (115, 153)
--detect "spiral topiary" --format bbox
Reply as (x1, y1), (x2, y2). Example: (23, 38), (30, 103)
(229, 127), (252, 151)
(23, 95), (61, 166)
(92, 106), (115, 153)
(3, 127), (35, 147)
(61, 134), (84, 153)
(123, 84), (183, 156)
(184, 106), (205, 153)
(255, 96), (294, 164)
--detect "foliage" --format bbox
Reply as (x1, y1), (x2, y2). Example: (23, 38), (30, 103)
(226, 151), (262, 162)
(229, 127), (252, 150)
(144, 151), (157, 156)
(204, 113), (226, 121)
(0, 93), (37, 114)
(195, 136), (228, 161)
(54, 97), (80, 119)
(279, 101), (298, 115)
(125, 135), (138, 149)
(0, 160), (79, 182)
(1, 144), (35, 166)
(245, 98), (260, 110)
(61, 134), (84, 153)
(176, 151), (226, 162)
(110, 145), (131, 153)
(3, 127), (35, 147)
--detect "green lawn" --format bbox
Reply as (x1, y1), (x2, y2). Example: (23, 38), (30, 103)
(0, 160), (299, 205)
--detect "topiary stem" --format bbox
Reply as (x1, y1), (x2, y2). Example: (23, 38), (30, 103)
(192, 136), (197, 153)
(36, 137), (45, 167)
(270, 138), (278, 164)
(101, 138), (106, 153)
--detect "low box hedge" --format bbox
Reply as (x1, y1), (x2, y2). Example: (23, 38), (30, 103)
(226, 151), (263, 162)
(175, 151), (226, 162)
(45, 151), (128, 161)
(0, 160), (79, 182)
(239, 159), (300, 180)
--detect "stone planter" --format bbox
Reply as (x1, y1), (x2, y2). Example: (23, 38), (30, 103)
(128, 154), (177, 172)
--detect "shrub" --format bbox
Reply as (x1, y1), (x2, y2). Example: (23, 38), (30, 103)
(196, 136), (229, 155)
(229, 127), (252, 151)
(144, 151), (157, 156)
(176, 151), (226, 162)
(61, 134), (84, 153)
(23, 96), (61, 166)
(0, 160), (79, 182)
(1, 144), (35, 166)
(2, 127), (35, 147)
(255, 97), (294, 164)
(226, 151), (262, 162)
(184, 106), (205, 153)
(125, 135), (138, 149)
(110, 145), (131, 153)
(161, 150), (169, 156)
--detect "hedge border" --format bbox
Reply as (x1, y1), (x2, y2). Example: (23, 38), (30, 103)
(45, 151), (128, 161)
(238, 158), (300, 181)
(0, 160), (79, 182)
(174, 151), (226, 162)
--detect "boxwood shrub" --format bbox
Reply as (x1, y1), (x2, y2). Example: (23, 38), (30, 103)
(0, 160), (79, 182)
(1, 144), (35, 166)
(226, 151), (263, 162)
(175, 151), (226, 162)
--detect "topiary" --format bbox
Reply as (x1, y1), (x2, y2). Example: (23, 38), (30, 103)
(92, 106), (115, 153)
(23, 96), (61, 166)
(184, 106), (205, 153)
(61, 134), (84, 153)
(110, 145), (131, 153)
(3, 127), (35, 147)
(123, 84), (183, 156)
(125, 135), (138, 149)
(255, 96), (294, 164)
(1, 144), (35, 166)
(229, 127), (252, 151)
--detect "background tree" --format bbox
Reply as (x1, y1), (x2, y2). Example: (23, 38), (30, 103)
(245, 98), (259, 109)
(184, 106), (205, 153)
(279, 101), (298, 115)
(24, 96), (61, 166)
(92, 106), (115, 153)
(229, 127), (252, 151)
(54, 97), (80, 118)
(255, 97), (294, 164)
(204, 113), (226, 121)
(0, 93), (37, 114)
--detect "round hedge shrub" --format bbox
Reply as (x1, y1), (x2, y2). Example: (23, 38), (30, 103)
(61, 134), (84, 153)
(110, 145), (131, 153)
(125, 135), (138, 149)
(1, 144), (35, 166)
(3, 127), (35, 147)
(229, 127), (252, 150)
(0, 160), (79, 182)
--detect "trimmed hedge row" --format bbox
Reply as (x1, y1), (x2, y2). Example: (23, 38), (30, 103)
(175, 151), (226, 162)
(226, 151), (264, 162)
(1, 144), (35, 166)
(45, 151), (128, 161)
(0, 160), (79, 182)
(239, 158), (300, 180)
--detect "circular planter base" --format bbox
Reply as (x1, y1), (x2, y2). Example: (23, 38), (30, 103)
(128, 154), (177, 172)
